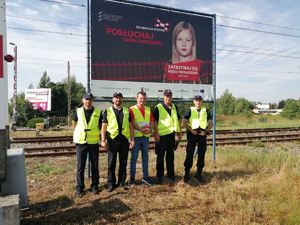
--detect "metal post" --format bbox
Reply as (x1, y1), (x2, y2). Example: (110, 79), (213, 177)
(87, 0), (91, 178)
(9, 43), (17, 129)
(67, 61), (71, 127)
(212, 14), (217, 162)
(87, 0), (91, 93)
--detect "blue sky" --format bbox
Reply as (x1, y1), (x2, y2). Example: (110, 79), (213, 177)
(6, 0), (300, 103)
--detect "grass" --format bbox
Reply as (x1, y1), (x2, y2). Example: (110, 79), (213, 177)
(216, 114), (300, 130)
(26, 158), (73, 178)
(21, 142), (300, 225)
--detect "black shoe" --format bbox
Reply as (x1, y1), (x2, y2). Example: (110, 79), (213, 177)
(142, 177), (152, 186)
(129, 177), (136, 186)
(168, 175), (176, 182)
(195, 173), (205, 183)
(121, 184), (129, 190)
(157, 177), (163, 185)
(91, 186), (99, 195)
(184, 174), (190, 183)
(75, 190), (83, 198)
(107, 185), (115, 192)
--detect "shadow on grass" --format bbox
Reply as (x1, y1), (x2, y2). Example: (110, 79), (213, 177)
(184, 169), (254, 187)
(21, 196), (131, 225)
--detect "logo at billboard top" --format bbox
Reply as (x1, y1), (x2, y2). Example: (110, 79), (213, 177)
(154, 18), (170, 31)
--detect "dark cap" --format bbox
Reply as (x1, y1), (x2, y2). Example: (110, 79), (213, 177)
(194, 95), (203, 100)
(163, 89), (172, 96)
(83, 92), (94, 99)
(113, 92), (123, 98)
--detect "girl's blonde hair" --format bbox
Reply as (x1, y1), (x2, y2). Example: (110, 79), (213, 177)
(172, 21), (196, 63)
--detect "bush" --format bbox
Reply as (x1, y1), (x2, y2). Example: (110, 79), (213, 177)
(27, 117), (45, 128)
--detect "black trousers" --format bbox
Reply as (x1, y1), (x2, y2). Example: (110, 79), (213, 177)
(76, 143), (99, 192)
(184, 132), (207, 173)
(107, 135), (129, 186)
(156, 132), (175, 179)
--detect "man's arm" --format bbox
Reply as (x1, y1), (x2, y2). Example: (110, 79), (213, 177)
(100, 123), (108, 149)
(129, 122), (135, 148)
(206, 120), (213, 133)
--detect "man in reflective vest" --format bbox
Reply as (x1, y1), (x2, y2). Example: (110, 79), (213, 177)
(183, 95), (213, 182)
(73, 93), (102, 197)
(129, 91), (154, 185)
(153, 89), (182, 184)
(101, 92), (134, 192)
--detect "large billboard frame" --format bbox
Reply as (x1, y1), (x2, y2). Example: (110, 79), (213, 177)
(89, 0), (217, 161)
(90, 0), (216, 102)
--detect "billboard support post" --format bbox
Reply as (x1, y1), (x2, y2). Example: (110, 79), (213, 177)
(67, 61), (71, 127)
(87, 0), (91, 93)
(87, 0), (91, 178)
(212, 14), (217, 163)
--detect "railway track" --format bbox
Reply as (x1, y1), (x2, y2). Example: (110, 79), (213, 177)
(9, 127), (300, 157)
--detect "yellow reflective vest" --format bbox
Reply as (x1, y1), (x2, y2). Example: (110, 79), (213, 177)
(130, 105), (151, 137)
(189, 107), (208, 129)
(106, 106), (130, 139)
(73, 107), (101, 144)
(156, 103), (180, 136)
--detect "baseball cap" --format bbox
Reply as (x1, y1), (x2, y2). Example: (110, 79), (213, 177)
(194, 95), (203, 100)
(83, 92), (94, 99)
(113, 92), (123, 97)
(163, 89), (172, 96)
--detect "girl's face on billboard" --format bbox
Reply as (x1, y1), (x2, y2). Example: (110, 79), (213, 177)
(176, 29), (193, 59)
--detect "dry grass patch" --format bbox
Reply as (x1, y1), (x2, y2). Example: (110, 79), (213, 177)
(21, 143), (300, 225)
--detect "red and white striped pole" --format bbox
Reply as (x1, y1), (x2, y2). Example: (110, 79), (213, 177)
(9, 42), (17, 129)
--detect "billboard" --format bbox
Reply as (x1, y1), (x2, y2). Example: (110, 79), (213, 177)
(91, 0), (215, 100)
(25, 89), (51, 111)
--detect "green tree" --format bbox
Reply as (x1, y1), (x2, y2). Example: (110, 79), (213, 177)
(9, 93), (43, 126)
(217, 89), (236, 115)
(234, 98), (253, 115)
(281, 99), (300, 119)
(278, 100), (285, 109)
(47, 76), (86, 116)
(38, 71), (51, 88)
(28, 83), (34, 89)
(269, 102), (278, 109)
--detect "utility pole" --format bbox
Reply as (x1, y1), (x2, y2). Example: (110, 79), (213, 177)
(67, 61), (71, 127)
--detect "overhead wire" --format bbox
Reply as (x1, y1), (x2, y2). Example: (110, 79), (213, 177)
(7, 14), (86, 27)
(37, 0), (86, 7)
(218, 15), (300, 31)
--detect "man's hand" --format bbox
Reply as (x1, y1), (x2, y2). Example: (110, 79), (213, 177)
(100, 140), (107, 149)
(176, 131), (183, 140)
(129, 138), (135, 149)
(190, 129), (198, 136)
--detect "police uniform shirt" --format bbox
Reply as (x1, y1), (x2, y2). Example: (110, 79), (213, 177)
(73, 106), (102, 128)
(153, 102), (181, 123)
(184, 108), (212, 131)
